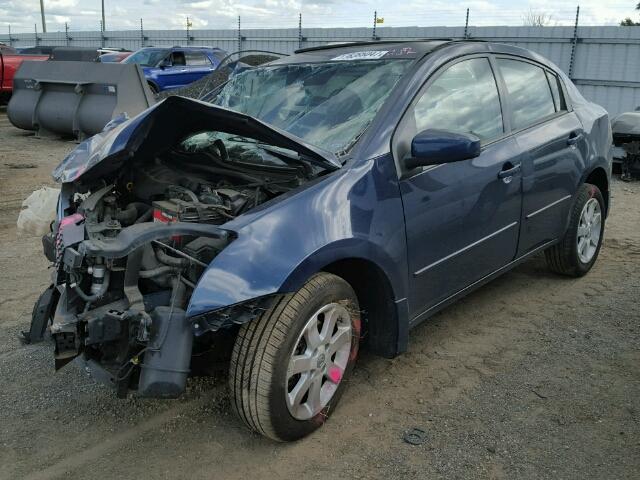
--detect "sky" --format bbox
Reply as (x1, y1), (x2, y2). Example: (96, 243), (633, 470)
(0, 0), (638, 34)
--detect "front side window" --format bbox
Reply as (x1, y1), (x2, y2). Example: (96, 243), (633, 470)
(497, 58), (556, 130)
(412, 58), (504, 142)
(171, 51), (186, 66)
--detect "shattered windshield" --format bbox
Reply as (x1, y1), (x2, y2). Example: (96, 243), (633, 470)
(211, 59), (412, 155)
(123, 48), (169, 67)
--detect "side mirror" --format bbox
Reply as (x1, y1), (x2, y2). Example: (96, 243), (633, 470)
(403, 129), (481, 169)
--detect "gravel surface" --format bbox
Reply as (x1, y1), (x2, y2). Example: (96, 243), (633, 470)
(0, 107), (638, 480)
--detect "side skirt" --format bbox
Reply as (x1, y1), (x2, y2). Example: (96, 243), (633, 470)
(409, 239), (557, 329)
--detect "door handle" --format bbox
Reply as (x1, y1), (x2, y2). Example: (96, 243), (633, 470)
(567, 132), (583, 146)
(498, 162), (521, 179)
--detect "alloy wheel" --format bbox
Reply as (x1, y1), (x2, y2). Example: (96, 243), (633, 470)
(576, 197), (602, 264)
(285, 303), (352, 420)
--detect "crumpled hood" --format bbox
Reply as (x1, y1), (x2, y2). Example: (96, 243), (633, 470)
(53, 95), (341, 183)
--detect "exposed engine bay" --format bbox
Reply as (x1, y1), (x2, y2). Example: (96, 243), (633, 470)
(37, 131), (316, 398)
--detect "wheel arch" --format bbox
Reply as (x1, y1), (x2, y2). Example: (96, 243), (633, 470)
(321, 257), (403, 359)
(276, 239), (408, 358)
(584, 166), (610, 216)
(146, 80), (159, 93)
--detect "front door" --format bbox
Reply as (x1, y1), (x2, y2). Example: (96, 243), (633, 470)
(394, 56), (524, 319)
(156, 51), (188, 89)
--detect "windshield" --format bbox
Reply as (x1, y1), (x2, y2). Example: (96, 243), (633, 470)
(123, 48), (169, 67)
(211, 59), (411, 155)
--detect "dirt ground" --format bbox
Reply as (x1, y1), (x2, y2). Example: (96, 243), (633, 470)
(0, 107), (638, 480)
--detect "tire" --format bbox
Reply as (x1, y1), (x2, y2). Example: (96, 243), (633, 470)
(545, 183), (605, 277)
(229, 272), (361, 441)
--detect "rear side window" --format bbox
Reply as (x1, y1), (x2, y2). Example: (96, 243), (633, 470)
(186, 51), (211, 66)
(412, 57), (503, 142)
(546, 71), (565, 112)
(497, 59), (556, 130)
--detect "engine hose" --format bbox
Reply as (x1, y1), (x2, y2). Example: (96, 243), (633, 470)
(138, 265), (179, 278)
(116, 202), (151, 225)
(115, 204), (138, 225)
(73, 269), (111, 302)
(156, 248), (188, 268)
(134, 208), (153, 224)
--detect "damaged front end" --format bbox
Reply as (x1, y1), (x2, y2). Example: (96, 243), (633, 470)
(31, 95), (337, 398)
(612, 111), (640, 181)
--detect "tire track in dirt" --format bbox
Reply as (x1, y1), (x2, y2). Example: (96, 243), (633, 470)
(20, 398), (209, 480)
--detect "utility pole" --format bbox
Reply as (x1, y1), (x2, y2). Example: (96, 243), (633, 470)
(237, 15), (242, 53)
(464, 8), (470, 39)
(8, 25), (12, 47)
(372, 10), (377, 40)
(298, 13), (303, 50)
(568, 5), (580, 79)
(39, 0), (47, 33)
(101, 0), (106, 32)
(65, 22), (69, 46)
(140, 18), (145, 47)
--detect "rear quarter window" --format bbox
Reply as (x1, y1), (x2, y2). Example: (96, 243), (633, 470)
(497, 58), (556, 131)
(546, 71), (566, 112)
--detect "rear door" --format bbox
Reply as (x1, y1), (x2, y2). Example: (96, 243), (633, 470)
(394, 56), (525, 320)
(494, 58), (586, 255)
(184, 51), (215, 83)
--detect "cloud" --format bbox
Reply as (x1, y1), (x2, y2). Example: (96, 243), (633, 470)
(0, 0), (637, 32)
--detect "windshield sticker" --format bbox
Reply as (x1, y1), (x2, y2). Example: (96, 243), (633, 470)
(384, 47), (418, 57)
(331, 50), (389, 61)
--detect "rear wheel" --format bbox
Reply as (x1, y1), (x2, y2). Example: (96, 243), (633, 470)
(229, 272), (360, 441)
(545, 183), (605, 276)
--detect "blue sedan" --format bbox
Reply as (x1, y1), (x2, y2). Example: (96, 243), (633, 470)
(122, 46), (227, 93)
(34, 40), (611, 442)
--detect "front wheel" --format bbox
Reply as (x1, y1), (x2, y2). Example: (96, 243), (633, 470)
(229, 272), (361, 441)
(545, 183), (605, 276)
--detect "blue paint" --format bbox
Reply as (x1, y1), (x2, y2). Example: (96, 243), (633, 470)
(58, 41), (612, 356)
(123, 46), (226, 92)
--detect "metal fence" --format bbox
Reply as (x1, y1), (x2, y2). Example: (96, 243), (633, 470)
(2, 24), (640, 116)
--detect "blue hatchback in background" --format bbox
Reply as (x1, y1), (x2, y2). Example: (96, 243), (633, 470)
(122, 46), (227, 93)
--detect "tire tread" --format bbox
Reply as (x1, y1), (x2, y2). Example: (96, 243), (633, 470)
(229, 272), (350, 441)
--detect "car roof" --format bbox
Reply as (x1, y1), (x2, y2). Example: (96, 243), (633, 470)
(171, 46), (224, 51)
(137, 46), (223, 51)
(270, 40), (448, 64)
(270, 39), (551, 69)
